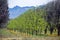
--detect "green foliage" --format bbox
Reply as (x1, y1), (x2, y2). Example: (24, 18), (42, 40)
(7, 7), (48, 35)
(0, 29), (14, 37)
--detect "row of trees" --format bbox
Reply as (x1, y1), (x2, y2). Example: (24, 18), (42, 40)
(7, 8), (48, 36)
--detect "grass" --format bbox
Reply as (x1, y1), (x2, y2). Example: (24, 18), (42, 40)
(0, 29), (60, 40)
(0, 29), (18, 37)
(0, 29), (59, 37)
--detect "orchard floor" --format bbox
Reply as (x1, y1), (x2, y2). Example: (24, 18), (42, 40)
(0, 29), (60, 40)
(0, 37), (60, 40)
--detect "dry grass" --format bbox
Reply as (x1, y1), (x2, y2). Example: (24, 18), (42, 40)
(0, 29), (60, 40)
(0, 37), (60, 40)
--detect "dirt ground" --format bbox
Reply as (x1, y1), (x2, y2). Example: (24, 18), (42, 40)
(0, 37), (60, 40)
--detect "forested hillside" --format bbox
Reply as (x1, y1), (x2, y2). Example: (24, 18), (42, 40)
(7, 6), (57, 36)
(7, 0), (60, 36)
(8, 7), (46, 34)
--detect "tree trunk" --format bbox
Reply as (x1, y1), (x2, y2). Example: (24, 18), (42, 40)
(58, 29), (60, 36)
(57, 26), (60, 36)
(44, 28), (47, 34)
(56, 24), (60, 36)
(50, 27), (54, 35)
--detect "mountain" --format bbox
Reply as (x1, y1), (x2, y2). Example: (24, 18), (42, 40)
(8, 6), (34, 19)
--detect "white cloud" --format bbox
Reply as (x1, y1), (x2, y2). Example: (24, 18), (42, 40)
(8, 0), (52, 8)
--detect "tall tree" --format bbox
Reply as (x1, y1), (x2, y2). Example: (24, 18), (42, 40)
(46, 0), (60, 36)
(0, 0), (9, 28)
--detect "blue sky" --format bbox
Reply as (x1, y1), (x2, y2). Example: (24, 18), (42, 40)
(8, 0), (52, 8)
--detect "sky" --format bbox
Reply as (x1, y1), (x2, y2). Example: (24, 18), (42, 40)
(8, 0), (53, 8)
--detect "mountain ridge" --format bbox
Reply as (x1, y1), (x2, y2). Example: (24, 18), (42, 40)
(9, 6), (34, 19)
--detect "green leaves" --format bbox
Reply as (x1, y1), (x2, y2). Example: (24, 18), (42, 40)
(7, 7), (47, 35)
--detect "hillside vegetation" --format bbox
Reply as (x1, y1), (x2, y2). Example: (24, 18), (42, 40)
(2, 0), (60, 37)
(7, 6), (57, 36)
(8, 7), (46, 34)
